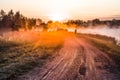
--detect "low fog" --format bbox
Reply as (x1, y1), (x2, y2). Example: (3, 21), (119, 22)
(77, 26), (120, 45)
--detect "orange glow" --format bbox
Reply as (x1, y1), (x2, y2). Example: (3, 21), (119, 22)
(2, 31), (75, 49)
(48, 12), (70, 22)
(33, 31), (75, 49)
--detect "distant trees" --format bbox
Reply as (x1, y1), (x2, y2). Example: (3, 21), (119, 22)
(26, 18), (36, 30)
(0, 9), (7, 28)
(91, 19), (100, 26)
(66, 18), (120, 28)
(0, 10), (6, 21)
(0, 9), (45, 31)
(0, 9), (120, 32)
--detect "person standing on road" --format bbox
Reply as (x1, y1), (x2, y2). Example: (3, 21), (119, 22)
(75, 29), (77, 34)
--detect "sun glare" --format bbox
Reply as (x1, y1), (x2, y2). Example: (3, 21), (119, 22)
(48, 12), (70, 22)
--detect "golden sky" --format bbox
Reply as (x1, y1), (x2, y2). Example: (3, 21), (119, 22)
(0, 0), (120, 22)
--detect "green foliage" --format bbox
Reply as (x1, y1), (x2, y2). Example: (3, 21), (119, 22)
(0, 10), (45, 31)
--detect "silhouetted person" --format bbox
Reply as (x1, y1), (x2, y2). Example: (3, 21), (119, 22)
(75, 29), (77, 34)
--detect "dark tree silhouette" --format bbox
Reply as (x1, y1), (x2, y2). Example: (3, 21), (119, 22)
(27, 18), (36, 30)
(92, 19), (100, 26)
(11, 11), (21, 31)
(7, 10), (14, 29)
(0, 9), (120, 32)
(0, 9), (6, 17)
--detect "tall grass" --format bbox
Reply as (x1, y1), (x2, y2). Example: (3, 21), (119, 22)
(0, 31), (72, 80)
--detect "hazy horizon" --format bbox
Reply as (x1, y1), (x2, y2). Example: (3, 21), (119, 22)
(0, 0), (120, 22)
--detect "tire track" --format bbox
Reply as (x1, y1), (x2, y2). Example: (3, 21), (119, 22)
(18, 38), (81, 80)
(77, 38), (120, 80)
(18, 37), (120, 80)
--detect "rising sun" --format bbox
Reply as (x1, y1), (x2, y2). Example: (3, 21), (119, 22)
(48, 12), (70, 22)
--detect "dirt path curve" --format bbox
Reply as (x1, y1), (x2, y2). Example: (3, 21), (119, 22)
(18, 37), (120, 80)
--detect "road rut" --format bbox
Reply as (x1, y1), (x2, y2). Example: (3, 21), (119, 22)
(18, 37), (120, 80)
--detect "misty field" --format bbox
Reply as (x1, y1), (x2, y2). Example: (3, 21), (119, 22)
(0, 31), (120, 80)
(77, 27), (120, 45)
(77, 33), (120, 70)
(0, 31), (73, 79)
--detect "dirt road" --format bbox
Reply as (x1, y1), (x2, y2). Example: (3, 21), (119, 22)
(18, 37), (120, 80)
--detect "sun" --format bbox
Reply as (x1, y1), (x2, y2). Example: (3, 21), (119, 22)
(48, 12), (69, 22)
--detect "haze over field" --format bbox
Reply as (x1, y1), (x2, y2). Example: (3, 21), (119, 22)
(77, 27), (120, 45)
(0, 0), (120, 80)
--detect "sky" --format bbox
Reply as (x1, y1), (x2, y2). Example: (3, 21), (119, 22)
(0, 0), (120, 22)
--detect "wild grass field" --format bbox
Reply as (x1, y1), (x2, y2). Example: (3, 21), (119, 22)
(0, 31), (74, 80)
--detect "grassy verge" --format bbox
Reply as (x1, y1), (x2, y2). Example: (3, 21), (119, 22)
(77, 34), (120, 70)
(0, 31), (70, 80)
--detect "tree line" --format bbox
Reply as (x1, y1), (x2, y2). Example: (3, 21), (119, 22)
(0, 9), (46, 31)
(66, 19), (120, 28)
(0, 10), (120, 32)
